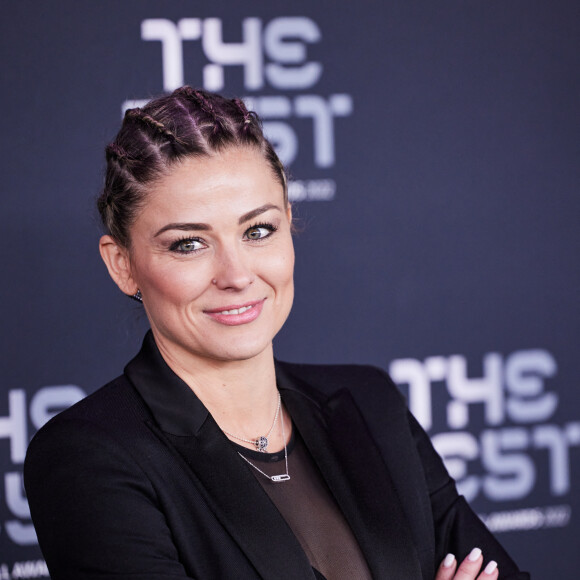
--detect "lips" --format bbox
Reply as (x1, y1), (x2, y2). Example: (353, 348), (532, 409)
(204, 299), (265, 326)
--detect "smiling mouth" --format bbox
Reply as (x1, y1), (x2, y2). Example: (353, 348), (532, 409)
(217, 305), (254, 315)
(203, 300), (265, 325)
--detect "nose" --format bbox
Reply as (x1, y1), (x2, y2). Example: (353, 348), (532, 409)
(212, 245), (255, 291)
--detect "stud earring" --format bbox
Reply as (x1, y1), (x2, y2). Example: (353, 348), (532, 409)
(130, 289), (143, 302)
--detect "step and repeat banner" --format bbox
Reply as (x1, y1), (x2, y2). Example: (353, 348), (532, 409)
(1, 0), (579, 577)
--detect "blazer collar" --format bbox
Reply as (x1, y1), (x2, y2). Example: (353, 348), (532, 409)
(124, 330), (209, 436)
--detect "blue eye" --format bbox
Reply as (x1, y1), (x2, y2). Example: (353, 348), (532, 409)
(245, 223), (277, 241)
(170, 238), (204, 253)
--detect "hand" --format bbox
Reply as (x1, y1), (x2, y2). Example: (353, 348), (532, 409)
(435, 548), (499, 580)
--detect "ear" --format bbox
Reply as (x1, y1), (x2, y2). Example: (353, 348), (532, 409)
(99, 235), (138, 296)
(286, 203), (293, 223)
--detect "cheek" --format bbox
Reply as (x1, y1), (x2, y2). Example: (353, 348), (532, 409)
(268, 242), (295, 290)
(138, 260), (209, 306)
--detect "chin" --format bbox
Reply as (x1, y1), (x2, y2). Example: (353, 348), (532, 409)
(210, 337), (274, 363)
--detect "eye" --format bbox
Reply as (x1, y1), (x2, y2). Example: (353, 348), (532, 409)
(244, 223), (277, 241)
(170, 237), (205, 253)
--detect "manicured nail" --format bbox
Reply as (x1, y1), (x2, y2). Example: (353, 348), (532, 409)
(484, 560), (498, 574)
(468, 547), (482, 561)
(443, 554), (455, 568)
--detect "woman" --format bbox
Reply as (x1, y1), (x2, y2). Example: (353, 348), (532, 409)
(24, 87), (529, 579)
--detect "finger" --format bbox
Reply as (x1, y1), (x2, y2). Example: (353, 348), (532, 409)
(434, 553), (457, 580)
(453, 547), (484, 580)
(477, 560), (499, 580)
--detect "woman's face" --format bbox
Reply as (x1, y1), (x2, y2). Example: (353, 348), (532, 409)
(102, 147), (294, 367)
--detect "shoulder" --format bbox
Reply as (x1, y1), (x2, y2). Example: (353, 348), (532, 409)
(37, 373), (147, 427)
(25, 374), (152, 467)
(276, 360), (406, 408)
(276, 359), (393, 384)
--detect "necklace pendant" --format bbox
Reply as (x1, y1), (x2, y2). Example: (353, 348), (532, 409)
(271, 474), (291, 482)
(256, 436), (269, 452)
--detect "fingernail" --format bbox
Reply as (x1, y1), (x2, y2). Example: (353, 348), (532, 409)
(443, 553), (455, 568)
(484, 560), (498, 574)
(468, 547), (482, 561)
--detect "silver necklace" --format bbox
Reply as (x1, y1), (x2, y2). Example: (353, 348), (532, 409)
(222, 392), (281, 452)
(237, 410), (290, 482)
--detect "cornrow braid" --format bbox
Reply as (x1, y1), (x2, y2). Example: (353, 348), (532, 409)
(190, 89), (215, 116)
(185, 88), (226, 134)
(98, 86), (288, 248)
(125, 108), (180, 143)
(232, 98), (253, 129)
(105, 142), (128, 162)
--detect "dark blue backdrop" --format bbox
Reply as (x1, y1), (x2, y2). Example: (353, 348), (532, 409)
(1, 1), (579, 577)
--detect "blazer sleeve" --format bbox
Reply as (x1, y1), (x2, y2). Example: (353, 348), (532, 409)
(407, 411), (530, 580)
(24, 416), (194, 580)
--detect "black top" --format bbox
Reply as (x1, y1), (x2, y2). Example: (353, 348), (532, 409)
(235, 429), (373, 579)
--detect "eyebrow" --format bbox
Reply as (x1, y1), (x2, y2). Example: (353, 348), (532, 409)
(238, 203), (281, 225)
(153, 204), (282, 238)
(153, 222), (210, 237)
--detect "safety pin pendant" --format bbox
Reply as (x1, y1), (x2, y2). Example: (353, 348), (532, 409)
(271, 474), (291, 482)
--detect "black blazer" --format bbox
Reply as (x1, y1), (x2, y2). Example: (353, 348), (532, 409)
(24, 333), (529, 579)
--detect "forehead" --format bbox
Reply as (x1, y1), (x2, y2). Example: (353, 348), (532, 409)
(140, 147), (284, 223)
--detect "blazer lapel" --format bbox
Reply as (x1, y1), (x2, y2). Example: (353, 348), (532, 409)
(279, 375), (423, 579)
(126, 333), (315, 579)
(161, 419), (314, 580)
(161, 417), (316, 579)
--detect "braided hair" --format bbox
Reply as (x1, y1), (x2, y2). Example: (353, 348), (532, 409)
(97, 87), (287, 248)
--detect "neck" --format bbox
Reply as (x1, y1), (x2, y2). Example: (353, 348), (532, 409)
(153, 334), (279, 438)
